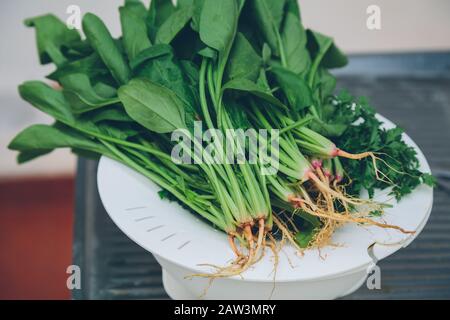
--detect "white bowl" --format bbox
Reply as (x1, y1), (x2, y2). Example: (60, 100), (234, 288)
(97, 115), (433, 300)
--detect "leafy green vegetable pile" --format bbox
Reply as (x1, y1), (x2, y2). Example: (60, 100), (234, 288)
(9, 0), (434, 277)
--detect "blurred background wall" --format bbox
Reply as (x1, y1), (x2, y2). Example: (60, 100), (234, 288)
(0, 0), (449, 300)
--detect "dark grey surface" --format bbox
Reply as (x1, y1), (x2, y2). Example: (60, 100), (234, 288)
(73, 159), (169, 300)
(73, 53), (450, 300)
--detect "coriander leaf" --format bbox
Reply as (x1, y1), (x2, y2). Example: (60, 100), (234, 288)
(333, 94), (432, 200)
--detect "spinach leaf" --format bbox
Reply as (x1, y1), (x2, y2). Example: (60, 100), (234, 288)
(19, 81), (136, 140)
(134, 48), (200, 124)
(307, 30), (348, 70)
(226, 32), (262, 82)
(93, 82), (118, 99)
(17, 150), (53, 164)
(191, 0), (205, 31)
(198, 47), (217, 60)
(313, 67), (336, 103)
(82, 13), (131, 85)
(120, 2), (152, 61)
(60, 39), (94, 60)
(155, 1), (194, 44)
(60, 73), (120, 114)
(256, 68), (271, 91)
(281, 12), (310, 75)
(123, 0), (148, 17)
(180, 60), (200, 87)
(223, 100), (251, 129)
(130, 44), (173, 70)
(19, 81), (75, 125)
(92, 122), (140, 140)
(285, 0), (300, 18)
(118, 78), (187, 133)
(8, 123), (109, 156)
(249, 0), (286, 56)
(262, 43), (272, 66)
(25, 14), (81, 66)
(199, 0), (238, 60)
(171, 19), (204, 61)
(270, 66), (313, 111)
(47, 53), (108, 82)
(88, 106), (135, 123)
(147, 0), (176, 41)
(295, 224), (318, 248)
(222, 78), (288, 111)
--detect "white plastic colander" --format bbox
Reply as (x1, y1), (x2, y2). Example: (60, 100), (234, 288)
(97, 115), (433, 299)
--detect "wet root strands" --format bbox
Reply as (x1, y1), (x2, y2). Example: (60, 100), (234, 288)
(188, 218), (270, 279)
(189, 173), (414, 281)
(284, 169), (415, 249)
(187, 142), (419, 279)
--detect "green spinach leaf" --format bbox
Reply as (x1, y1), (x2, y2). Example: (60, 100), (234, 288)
(226, 32), (262, 82)
(222, 78), (287, 111)
(199, 0), (238, 65)
(118, 78), (187, 133)
(83, 13), (131, 85)
(307, 30), (348, 85)
(130, 44), (173, 70)
(155, 2), (194, 44)
(60, 73), (120, 114)
(270, 66), (313, 111)
(249, 0), (286, 56)
(281, 12), (310, 74)
(9, 123), (108, 156)
(120, 2), (152, 61)
(19, 81), (75, 125)
(191, 0), (206, 31)
(134, 47), (200, 124)
(147, 0), (176, 41)
(88, 106), (135, 123)
(25, 14), (81, 66)
(47, 53), (108, 82)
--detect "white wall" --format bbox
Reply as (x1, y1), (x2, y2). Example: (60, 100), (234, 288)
(300, 0), (450, 54)
(1, 0), (449, 178)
